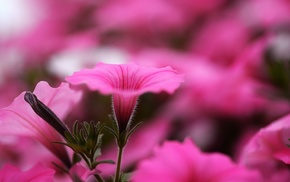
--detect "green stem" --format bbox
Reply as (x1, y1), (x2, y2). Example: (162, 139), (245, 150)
(114, 146), (124, 182)
(94, 174), (104, 182)
(284, 61), (290, 98)
(79, 153), (90, 168)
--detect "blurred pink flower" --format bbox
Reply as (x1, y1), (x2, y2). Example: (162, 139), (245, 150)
(184, 67), (267, 117)
(0, 77), (26, 108)
(239, 0), (290, 29)
(0, 81), (82, 168)
(231, 39), (267, 78)
(96, 0), (186, 37)
(133, 49), (268, 118)
(171, 0), (225, 15)
(3, 0), (98, 64)
(239, 113), (290, 181)
(191, 16), (250, 66)
(0, 163), (55, 182)
(0, 136), (64, 173)
(132, 138), (262, 182)
(96, 0), (225, 41)
(66, 62), (183, 132)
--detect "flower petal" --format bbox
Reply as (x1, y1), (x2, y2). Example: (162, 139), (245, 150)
(66, 62), (184, 96)
(0, 163), (55, 182)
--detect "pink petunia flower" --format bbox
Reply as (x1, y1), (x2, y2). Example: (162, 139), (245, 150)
(66, 62), (183, 133)
(132, 138), (262, 182)
(239, 113), (290, 181)
(0, 163), (55, 182)
(0, 81), (82, 168)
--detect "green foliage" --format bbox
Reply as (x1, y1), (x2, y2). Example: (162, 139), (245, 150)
(63, 121), (115, 170)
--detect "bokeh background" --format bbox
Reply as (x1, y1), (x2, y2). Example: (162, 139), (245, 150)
(1, 0), (290, 179)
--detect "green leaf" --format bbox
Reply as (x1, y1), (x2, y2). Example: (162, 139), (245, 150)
(93, 148), (102, 161)
(121, 173), (132, 182)
(125, 122), (143, 142)
(72, 153), (82, 164)
(52, 162), (69, 174)
(91, 159), (115, 169)
(108, 114), (119, 135)
(73, 120), (80, 135)
(64, 131), (77, 144)
(105, 126), (119, 140)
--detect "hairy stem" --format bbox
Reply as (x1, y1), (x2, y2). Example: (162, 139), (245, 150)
(114, 146), (124, 182)
(94, 174), (104, 182)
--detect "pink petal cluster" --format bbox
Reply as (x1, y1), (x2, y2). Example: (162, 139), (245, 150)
(239, 0), (290, 28)
(96, 0), (187, 36)
(0, 136), (63, 172)
(96, 0), (225, 39)
(132, 138), (262, 182)
(191, 16), (250, 66)
(239, 114), (290, 181)
(0, 164), (55, 182)
(66, 62), (183, 130)
(133, 49), (271, 118)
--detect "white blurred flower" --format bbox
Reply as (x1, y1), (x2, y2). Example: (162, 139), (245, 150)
(47, 47), (130, 78)
(0, 0), (46, 40)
